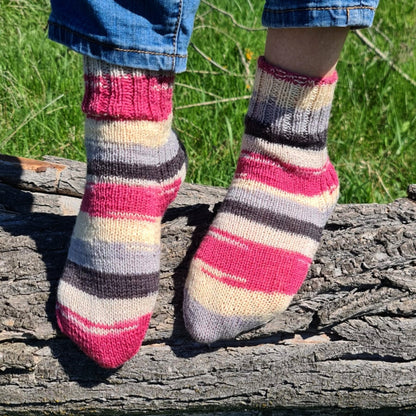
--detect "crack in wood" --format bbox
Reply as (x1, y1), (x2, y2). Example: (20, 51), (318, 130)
(0, 156), (415, 413)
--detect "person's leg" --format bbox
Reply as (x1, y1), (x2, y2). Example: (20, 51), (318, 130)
(265, 27), (348, 78)
(49, 0), (200, 368)
(183, 1), (378, 343)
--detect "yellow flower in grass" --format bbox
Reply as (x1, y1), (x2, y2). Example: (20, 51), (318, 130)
(245, 48), (253, 62)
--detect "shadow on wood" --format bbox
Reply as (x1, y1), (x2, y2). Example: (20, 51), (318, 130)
(0, 155), (415, 415)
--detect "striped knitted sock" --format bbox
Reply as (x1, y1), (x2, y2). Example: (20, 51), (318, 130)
(56, 57), (186, 368)
(183, 57), (339, 343)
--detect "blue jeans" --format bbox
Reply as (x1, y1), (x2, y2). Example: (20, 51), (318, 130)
(49, 0), (379, 73)
(263, 0), (379, 29)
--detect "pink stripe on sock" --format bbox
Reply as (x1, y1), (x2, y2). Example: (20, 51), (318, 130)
(235, 153), (339, 196)
(258, 56), (338, 86)
(194, 228), (311, 295)
(82, 74), (174, 121)
(56, 304), (151, 368)
(80, 179), (183, 219)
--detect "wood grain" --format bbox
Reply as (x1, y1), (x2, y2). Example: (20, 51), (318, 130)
(0, 156), (415, 415)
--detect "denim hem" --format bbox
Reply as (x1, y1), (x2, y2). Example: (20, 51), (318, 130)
(48, 21), (189, 73)
(262, 5), (378, 29)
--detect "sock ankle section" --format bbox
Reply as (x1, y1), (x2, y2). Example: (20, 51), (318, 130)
(56, 57), (186, 368)
(82, 57), (175, 121)
(183, 57), (339, 343)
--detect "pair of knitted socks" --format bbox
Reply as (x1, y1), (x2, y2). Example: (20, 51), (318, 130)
(56, 56), (339, 368)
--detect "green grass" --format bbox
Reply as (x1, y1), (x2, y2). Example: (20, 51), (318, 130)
(1, 0), (415, 203)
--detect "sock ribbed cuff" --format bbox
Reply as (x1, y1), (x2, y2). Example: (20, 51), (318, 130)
(258, 56), (338, 85)
(245, 56), (337, 158)
(82, 56), (175, 121)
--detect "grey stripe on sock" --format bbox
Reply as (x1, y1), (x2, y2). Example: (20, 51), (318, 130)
(62, 260), (159, 299)
(183, 288), (267, 344)
(226, 185), (332, 227)
(244, 116), (328, 151)
(87, 146), (186, 181)
(219, 198), (323, 241)
(68, 237), (160, 275)
(247, 91), (333, 138)
(85, 130), (181, 166)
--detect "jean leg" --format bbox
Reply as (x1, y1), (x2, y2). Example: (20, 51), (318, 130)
(262, 0), (380, 29)
(49, 0), (201, 72)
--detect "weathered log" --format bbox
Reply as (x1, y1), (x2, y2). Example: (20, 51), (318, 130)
(0, 155), (415, 415)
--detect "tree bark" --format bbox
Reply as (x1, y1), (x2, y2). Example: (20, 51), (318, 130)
(0, 155), (415, 415)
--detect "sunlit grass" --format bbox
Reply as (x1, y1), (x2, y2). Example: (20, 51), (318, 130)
(1, 0), (415, 203)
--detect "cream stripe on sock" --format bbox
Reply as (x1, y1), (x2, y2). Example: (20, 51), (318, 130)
(185, 260), (292, 317)
(241, 134), (329, 170)
(73, 211), (161, 245)
(58, 280), (158, 325)
(85, 116), (173, 147)
(211, 212), (319, 258)
(233, 178), (339, 211)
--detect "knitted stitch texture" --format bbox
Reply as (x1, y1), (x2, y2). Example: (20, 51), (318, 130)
(183, 57), (339, 343)
(56, 57), (186, 368)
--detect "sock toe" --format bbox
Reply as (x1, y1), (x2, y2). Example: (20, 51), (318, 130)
(183, 288), (267, 344)
(56, 304), (151, 368)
